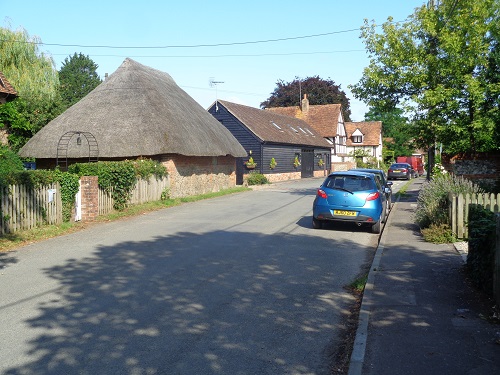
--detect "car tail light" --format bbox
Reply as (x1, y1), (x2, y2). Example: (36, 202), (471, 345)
(366, 191), (380, 201)
(388, 169), (393, 173)
(317, 189), (327, 199)
(402, 168), (408, 173)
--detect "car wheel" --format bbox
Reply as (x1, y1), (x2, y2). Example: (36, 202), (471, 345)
(383, 203), (389, 222)
(371, 220), (381, 234)
(312, 217), (323, 229)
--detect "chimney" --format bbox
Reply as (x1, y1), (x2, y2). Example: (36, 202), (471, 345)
(104, 73), (108, 81)
(301, 94), (309, 114)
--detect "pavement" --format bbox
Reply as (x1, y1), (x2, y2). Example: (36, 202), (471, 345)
(348, 177), (500, 375)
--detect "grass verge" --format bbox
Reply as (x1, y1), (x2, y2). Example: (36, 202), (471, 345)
(0, 186), (249, 253)
(393, 179), (412, 199)
(348, 273), (368, 293)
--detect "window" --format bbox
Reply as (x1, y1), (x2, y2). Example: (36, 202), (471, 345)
(352, 129), (363, 143)
(271, 121), (282, 130)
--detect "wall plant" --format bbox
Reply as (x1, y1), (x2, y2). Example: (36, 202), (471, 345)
(69, 159), (168, 211)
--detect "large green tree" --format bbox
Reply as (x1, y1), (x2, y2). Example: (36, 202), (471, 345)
(261, 76), (352, 121)
(350, 0), (500, 153)
(59, 53), (102, 109)
(0, 26), (61, 150)
(0, 27), (59, 100)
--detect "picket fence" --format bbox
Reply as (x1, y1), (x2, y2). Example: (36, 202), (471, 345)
(448, 192), (500, 239)
(0, 177), (170, 235)
(0, 183), (62, 235)
(98, 176), (170, 215)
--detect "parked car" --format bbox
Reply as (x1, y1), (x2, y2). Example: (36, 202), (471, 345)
(312, 171), (387, 234)
(350, 168), (393, 211)
(396, 156), (425, 176)
(387, 163), (417, 180)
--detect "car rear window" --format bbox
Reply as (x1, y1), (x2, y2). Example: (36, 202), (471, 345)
(391, 164), (409, 168)
(325, 176), (375, 191)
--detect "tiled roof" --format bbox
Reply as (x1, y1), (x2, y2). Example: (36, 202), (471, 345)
(217, 100), (332, 148)
(267, 104), (343, 138)
(345, 121), (382, 146)
(0, 71), (17, 97)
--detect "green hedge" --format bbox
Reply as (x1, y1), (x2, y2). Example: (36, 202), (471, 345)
(467, 204), (496, 296)
(69, 160), (168, 211)
(0, 159), (168, 220)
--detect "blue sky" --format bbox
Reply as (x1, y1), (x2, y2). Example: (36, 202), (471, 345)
(2, 0), (426, 121)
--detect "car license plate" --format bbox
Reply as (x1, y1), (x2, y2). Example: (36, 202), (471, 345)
(393, 170), (401, 173)
(334, 210), (357, 217)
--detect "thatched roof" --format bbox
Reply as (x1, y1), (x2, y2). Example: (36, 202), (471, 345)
(215, 100), (332, 149)
(19, 58), (246, 159)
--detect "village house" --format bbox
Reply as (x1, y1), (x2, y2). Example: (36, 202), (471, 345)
(266, 94), (351, 171)
(0, 71), (18, 146)
(208, 100), (332, 183)
(18, 58), (247, 198)
(345, 121), (383, 165)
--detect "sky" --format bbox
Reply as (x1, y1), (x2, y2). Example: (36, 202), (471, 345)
(2, 0), (426, 121)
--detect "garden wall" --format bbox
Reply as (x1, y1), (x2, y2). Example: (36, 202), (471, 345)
(442, 152), (500, 192)
(161, 155), (237, 198)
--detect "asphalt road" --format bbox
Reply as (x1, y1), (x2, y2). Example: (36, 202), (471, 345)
(0, 177), (381, 375)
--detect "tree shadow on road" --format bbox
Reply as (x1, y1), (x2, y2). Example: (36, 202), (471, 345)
(2, 228), (371, 375)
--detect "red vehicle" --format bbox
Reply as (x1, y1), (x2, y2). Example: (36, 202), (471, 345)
(396, 156), (424, 176)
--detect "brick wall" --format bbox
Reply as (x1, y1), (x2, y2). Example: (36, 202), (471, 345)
(80, 176), (98, 221)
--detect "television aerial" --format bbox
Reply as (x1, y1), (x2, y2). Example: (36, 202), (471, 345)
(209, 77), (224, 110)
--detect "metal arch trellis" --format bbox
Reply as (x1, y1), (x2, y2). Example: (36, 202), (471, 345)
(56, 131), (99, 170)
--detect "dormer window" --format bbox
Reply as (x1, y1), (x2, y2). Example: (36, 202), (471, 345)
(352, 128), (363, 143)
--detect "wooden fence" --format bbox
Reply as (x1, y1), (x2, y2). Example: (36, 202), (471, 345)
(448, 192), (500, 239)
(0, 183), (62, 235)
(98, 176), (170, 216)
(0, 177), (170, 235)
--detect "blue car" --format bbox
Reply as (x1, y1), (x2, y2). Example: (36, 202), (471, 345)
(349, 168), (393, 209)
(312, 171), (387, 234)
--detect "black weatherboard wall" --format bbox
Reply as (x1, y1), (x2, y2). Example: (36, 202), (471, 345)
(208, 101), (331, 183)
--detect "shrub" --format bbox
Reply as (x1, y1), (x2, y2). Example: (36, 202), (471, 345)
(68, 159), (167, 211)
(246, 172), (268, 186)
(69, 161), (136, 211)
(0, 146), (24, 178)
(421, 223), (456, 243)
(415, 174), (483, 229)
(467, 205), (496, 295)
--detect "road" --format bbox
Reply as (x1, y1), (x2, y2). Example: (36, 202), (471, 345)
(0, 177), (387, 375)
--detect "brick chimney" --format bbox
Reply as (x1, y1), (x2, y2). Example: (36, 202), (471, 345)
(301, 94), (309, 114)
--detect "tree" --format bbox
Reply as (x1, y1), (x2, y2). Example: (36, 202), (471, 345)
(0, 27), (59, 101)
(261, 76), (352, 121)
(59, 53), (102, 109)
(0, 26), (61, 150)
(349, 0), (500, 153)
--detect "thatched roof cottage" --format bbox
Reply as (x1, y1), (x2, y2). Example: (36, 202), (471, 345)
(19, 58), (246, 197)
